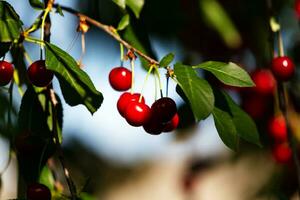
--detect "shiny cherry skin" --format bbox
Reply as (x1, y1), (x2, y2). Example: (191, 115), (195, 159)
(109, 67), (132, 91)
(0, 61), (14, 86)
(163, 113), (179, 132)
(151, 97), (177, 123)
(268, 115), (287, 142)
(117, 92), (145, 117)
(27, 60), (54, 87)
(143, 113), (164, 135)
(272, 143), (292, 164)
(27, 183), (51, 200)
(251, 69), (276, 95)
(124, 101), (150, 127)
(271, 56), (295, 81)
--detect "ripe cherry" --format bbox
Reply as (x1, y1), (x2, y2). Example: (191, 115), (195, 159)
(0, 61), (14, 86)
(163, 113), (180, 132)
(124, 101), (150, 127)
(143, 114), (164, 135)
(151, 97), (177, 123)
(271, 56), (295, 81)
(27, 60), (54, 87)
(117, 92), (145, 117)
(272, 143), (292, 164)
(109, 67), (132, 91)
(27, 183), (51, 200)
(251, 69), (276, 95)
(295, 0), (300, 19)
(268, 115), (287, 142)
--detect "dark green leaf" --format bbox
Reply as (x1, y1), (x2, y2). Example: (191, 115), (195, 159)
(0, 1), (23, 42)
(213, 88), (261, 147)
(212, 107), (238, 151)
(28, 0), (45, 9)
(55, 5), (64, 16)
(194, 61), (254, 87)
(117, 14), (130, 30)
(126, 0), (144, 18)
(159, 53), (174, 68)
(0, 42), (11, 57)
(45, 42), (103, 114)
(10, 44), (28, 85)
(174, 63), (214, 121)
(39, 166), (55, 190)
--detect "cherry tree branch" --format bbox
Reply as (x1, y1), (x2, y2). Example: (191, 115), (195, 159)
(52, 4), (159, 66)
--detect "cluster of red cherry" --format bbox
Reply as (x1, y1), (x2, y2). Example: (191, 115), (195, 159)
(243, 56), (295, 163)
(109, 66), (179, 135)
(0, 60), (53, 87)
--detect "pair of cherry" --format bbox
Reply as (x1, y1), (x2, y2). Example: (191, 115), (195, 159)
(0, 60), (53, 87)
(109, 66), (179, 134)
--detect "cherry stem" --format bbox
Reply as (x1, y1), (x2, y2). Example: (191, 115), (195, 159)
(154, 67), (163, 98)
(120, 43), (124, 66)
(40, 8), (51, 57)
(154, 72), (158, 101)
(130, 59), (135, 94)
(277, 30), (284, 57)
(7, 80), (13, 128)
(166, 75), (169, 97)
(139, 65), (154, 102)
(66, 32), (80, 52)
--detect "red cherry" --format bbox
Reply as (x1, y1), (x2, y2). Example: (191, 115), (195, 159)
(151, 97), (177, 123)
(268, 115), (287, 142)
(242, 94), (270, 119)
(163, 113), (179, 132)
(109, 67), (132, 91)
(27, 183), (51, 200)
(124, 101), (150, 127)
(27, 60), (54, 87)
(117, 92), (145, 117)
(271, 56), (295, 81)
(0, 61), (14, 86)
(295, 0), (300, 19)
(272, 143), (292, 164)
(251, 69), (276, 95)
(143, 113), (164, 135)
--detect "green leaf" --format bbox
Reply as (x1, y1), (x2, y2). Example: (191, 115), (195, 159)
(112, 0), (126, 9)
(213, 88), (261, 147)
(39, 166), (55, 190)
(174, 63), (214, 121)
(45, 42), (103, 114)
(0, 1), (23, 42)
(10, 44), (28, 85)
(55, 4), (64, 16)
(212, 107), (238, 151)
(159, 53), (174, 68)
(117, 14), (130, 30)
(28, 0), (45, 9)
(194, 61), (255, 87)
(126, 0), (144, 18)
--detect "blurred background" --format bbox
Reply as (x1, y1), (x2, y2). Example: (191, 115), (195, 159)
(1, 0), (300, 199)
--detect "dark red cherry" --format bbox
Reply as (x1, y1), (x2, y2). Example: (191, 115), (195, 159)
(271, 56), (295, 81)
(0, 61), (14, 86)
(124, 101), (150, 127)
(27, 60), (54, 87)
(272, 143), (292, 164)
(295, 0), (300, 19)
(117, 92), (145, 117)
(143, 114), (164, 135)
(251, 69), (276, 95)
(27, 183), (51, 200)
(163, 113), (179, 132)
(268, 115), (287, 142)
(151, 97), (177, 123)
(109, 67), (132, 91)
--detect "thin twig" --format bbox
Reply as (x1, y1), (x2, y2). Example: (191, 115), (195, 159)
(52, 4), (159, 66)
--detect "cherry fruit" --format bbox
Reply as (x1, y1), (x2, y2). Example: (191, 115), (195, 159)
(109, 67), (132, 91)
(27, 183), (51, 200)
(124, 101), (150, 127)
(117, 92), (145, 117)
(27, 60), (54, 87)
(295, 0), (300, 19)
(268, 115), (287, 142)
(272, 143), (292, 164)
(143, 113), (164, 135)
(151, 97), (177, 123)
(0, 61), (14, 86)
(251, 69), (276, 95)
(271, 56), (295, 81)
(163, 113), (179, 132)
